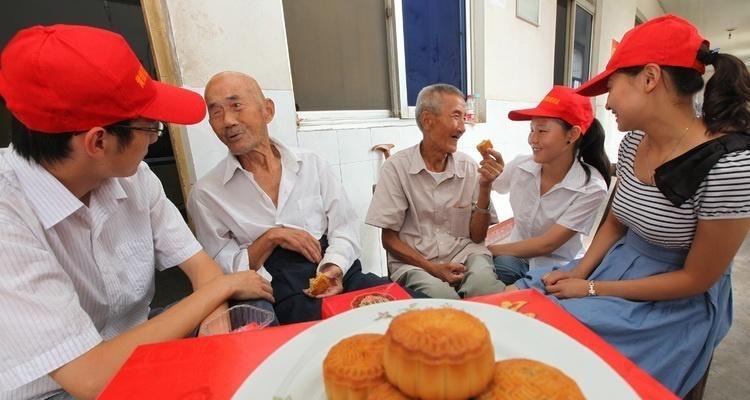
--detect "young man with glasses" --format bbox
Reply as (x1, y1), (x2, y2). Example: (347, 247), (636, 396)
(0, 25), (275, 400)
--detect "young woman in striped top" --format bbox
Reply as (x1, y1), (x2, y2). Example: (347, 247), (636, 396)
(511, 15), (750, 396)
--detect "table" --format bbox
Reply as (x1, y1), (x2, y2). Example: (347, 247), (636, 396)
(98, 289), (677, 399)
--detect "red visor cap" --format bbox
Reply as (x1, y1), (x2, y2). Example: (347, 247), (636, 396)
(0, 24), (206, 133)
(576, 14), (709, 97)
(508, 86), (594, 133)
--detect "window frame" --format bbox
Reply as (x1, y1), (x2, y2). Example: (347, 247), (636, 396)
(635, 9), (646, 25)
(391, 0), (473, 119)
(296, 0), (474, 125)
(559, 0), (596, 88)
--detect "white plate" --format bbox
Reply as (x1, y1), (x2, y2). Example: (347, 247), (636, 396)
(233, 299), (639, 399)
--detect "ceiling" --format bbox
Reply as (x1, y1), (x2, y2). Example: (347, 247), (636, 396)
(659, 0), (750, 65)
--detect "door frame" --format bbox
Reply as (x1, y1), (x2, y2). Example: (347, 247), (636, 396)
(141, 0), (196, 220)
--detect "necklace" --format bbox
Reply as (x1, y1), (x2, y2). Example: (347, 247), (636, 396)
(643, 124), (692, 184)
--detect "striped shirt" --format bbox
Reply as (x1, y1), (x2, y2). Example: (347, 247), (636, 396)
(0, 148), (201, 400)
(612, 131), (750, 249)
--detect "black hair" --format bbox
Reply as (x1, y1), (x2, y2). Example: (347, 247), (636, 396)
(10, 118), (135, 165)
(557, 118), (612, 188)
(698, 45), (750, 134)
(619, 44), (750, 134)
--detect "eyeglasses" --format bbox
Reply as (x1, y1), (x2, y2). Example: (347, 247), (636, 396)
(111, 122), (167, 138)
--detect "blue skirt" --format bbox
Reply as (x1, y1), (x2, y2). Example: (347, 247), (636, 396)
(515, 230), (732, 397)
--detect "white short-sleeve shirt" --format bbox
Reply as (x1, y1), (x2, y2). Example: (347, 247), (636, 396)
(0, 149), (201, 400)
(492, 155), (608, 268)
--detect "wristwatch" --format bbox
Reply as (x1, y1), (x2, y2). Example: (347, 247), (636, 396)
(587, 280), (597, 296)
(471, 201), (491, 214)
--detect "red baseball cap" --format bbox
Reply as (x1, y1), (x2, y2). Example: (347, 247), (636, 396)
(508, 86), (594, 132)
(576, 14), (709, 97)
(0, 24), (206, 134)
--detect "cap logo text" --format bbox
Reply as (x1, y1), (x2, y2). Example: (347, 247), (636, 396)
(135, 66), (149, 88)
(543, 96), (560, 105)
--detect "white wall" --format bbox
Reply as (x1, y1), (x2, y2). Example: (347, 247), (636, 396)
(636, 0), (666, 21)
(590, 0), (637, 158)
(297, 124), (424, 276)
(482, 0), (557, 102)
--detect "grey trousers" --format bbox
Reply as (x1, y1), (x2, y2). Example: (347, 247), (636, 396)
(396, 253), (506, 299)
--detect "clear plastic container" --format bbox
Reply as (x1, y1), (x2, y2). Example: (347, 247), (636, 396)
(200, 304), (276, 336)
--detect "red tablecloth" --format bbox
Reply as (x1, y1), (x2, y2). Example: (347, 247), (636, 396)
(98, 289), (677, 399)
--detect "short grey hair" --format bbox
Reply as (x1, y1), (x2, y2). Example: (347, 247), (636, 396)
(415, 83), (465, 131)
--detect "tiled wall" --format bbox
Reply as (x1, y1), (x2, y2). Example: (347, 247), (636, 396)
(290, 99), (548, 277)
(297, 125), (422, 276)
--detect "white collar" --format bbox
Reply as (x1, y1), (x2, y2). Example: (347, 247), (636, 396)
(221, 138), (302, 185)
(407, 143), (466, 178)
(517, 155), (592, 193)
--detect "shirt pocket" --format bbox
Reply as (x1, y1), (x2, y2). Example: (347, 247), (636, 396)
(114, 239), (155, 295)
(448, 205), (472, 238)
(298, 195), (327, 235)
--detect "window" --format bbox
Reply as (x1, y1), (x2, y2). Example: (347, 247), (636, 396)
(402, 0), (468, 106)
(553, 0), (595, 88)
(282, 0), (391, 113)
(282, 0), (472, 122)
(571, 5), (593, 88)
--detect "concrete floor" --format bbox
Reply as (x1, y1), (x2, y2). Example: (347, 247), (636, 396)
(704, 234), (750, 399)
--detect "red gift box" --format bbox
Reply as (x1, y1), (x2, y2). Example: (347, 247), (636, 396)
(321, 283), (411, 318)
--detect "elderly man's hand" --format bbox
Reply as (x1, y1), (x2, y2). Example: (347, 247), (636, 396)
(478, 148), (504, 187)
(305, 264), (344, 298)
(271, 227), (322, 263)
(430, 262), (466, 286)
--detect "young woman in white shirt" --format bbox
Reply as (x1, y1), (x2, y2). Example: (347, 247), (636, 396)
(485, 86), (611, 284)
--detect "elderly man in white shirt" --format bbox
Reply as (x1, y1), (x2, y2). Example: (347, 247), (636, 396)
(0, 26), (274, 400)
(189, 71), (397, 324)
